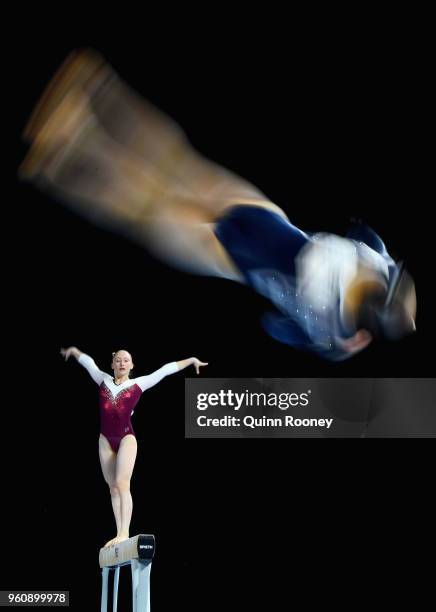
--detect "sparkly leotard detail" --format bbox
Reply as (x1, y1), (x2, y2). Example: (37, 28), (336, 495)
(215, 206), (398, 359)
(78, 354), (178, 452)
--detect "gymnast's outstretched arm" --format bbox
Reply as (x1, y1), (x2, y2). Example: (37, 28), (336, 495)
(60, 346), (106, 385)
(135, 357), (208, 392)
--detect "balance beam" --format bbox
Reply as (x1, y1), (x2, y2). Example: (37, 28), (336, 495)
(99, 534), (155, 568)
(99, 535), (155, 612)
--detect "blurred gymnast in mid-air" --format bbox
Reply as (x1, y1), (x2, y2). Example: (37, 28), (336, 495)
(20, 49), (417, 360)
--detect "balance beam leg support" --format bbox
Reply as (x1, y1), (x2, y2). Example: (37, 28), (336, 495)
(113, 566), (120, 612)
(131, 559), (152, 612)
(101, 567), (110, 612)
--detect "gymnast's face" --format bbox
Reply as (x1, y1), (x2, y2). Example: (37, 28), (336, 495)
(112, 350), (134, 378)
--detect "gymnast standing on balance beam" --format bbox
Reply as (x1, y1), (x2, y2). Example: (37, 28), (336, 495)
(60, 347), (207, 548)
(21, 49), (417, 361)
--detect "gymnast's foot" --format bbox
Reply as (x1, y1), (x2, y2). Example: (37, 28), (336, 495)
(103, 532), (129, 548)
(22, 48), (108, 143)
(19, 87), (94, 180)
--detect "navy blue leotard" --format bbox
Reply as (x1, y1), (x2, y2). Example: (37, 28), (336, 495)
(215, 205), (397, 360)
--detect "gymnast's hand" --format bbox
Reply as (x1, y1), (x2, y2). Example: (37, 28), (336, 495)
(191, 357), (208, 374)
(176, 357), (208, 374)
(335, 330), (373, 355)
(60, 346), (82, 361)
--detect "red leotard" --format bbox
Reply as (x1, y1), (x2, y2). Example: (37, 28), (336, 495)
(78, 353), (178, 452)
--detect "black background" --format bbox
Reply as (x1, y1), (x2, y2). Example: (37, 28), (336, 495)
(4, 13), (434, 610)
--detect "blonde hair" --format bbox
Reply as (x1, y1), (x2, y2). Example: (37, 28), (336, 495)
(112, 349), (133, 360)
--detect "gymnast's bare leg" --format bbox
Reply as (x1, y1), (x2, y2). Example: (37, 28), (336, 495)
(19, 49), (288, 280)
(98, 433), (137, 548)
